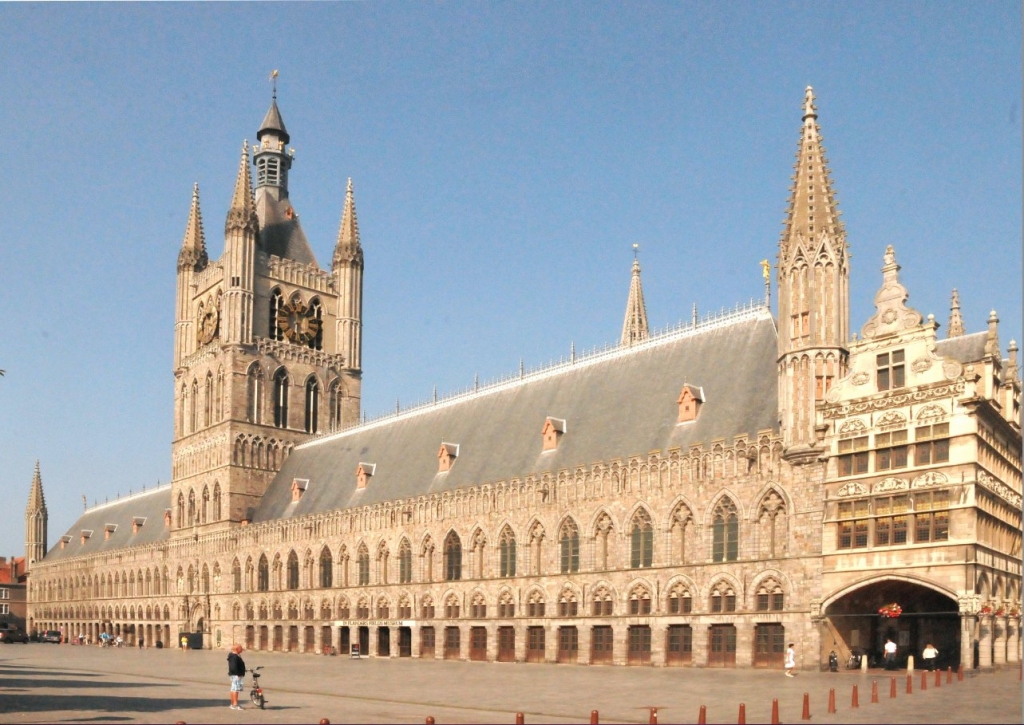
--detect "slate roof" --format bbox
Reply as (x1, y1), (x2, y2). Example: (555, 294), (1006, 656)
(256, 192), (318, 266)
(257, 100), (290, 144)
(934, 332), (988, 365)
(254, 307), (779, 522)
(44, 486), (171, 562)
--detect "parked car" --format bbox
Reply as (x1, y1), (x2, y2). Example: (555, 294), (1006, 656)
(40, 630), (62, 643)
(0, 624), (29, 644)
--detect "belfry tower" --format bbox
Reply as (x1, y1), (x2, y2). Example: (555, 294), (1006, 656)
(171, 89), (364, 535)
(776, 87), (849, 462)
(25, 461), (47, 569)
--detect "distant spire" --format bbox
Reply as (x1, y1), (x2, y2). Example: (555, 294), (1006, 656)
(984, 309), (1000, 358)
(333, 178), (364, 271)
(177, 182), (208, 271)
(947, 288), (964, 338)
(26, 460), (45, 514)
(258, 71), (290, 145)
(620, 247), (650, 346)
(779, 86), (846, 267)
(225, 141), (258, 234)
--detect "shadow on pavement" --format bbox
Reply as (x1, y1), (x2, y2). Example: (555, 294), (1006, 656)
(0, 678), (174, 690)
(0, 693), (226, 716)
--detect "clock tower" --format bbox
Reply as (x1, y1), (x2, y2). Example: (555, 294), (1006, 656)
(170, 93), (364, 535)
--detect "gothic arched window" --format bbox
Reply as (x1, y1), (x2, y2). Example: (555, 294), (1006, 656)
(559, 519), (580, 573)
(444, 531), (462, 581)
(273, 368), (289, 429)
(712, 498), (739, 562)
(189, 379), (199, 433)
(287, 551), (299, 590)
(246, 364), (264, 425)
(304, 377), (319, 434)
(257, 555), (269, 592)
(232, 558), (241, 593)
(308, 298), (323, 351)
(498, 526), (516, 578)
(357, 544), (370, 586)
(398, 539), (413, 584)
(319, 546), (333, 588)
(212, 483), (221, 521)
(629, 509), (654, 569)
(270, 288), (285, 341)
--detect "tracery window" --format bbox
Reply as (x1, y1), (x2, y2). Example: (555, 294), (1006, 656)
(526, 590), (546, 617)
(498, 526), (517, 578)
(498, 591), (515, 618)
(471, 593), (487, 618)
(232, 559), (242, 593)
(270, 289), (285, 342)
(628, 585), (652, 615)
(712, 498), (739, 562)
(445, 594), (460, 619)
(204, 372), (214, 427)
(444, 531), (462, 581)
(421, 595), (435, 619)
(709, 582), (736, 613)
(319, 547), (333, 588)
(212, 483), (222, 521)
(398, 539), (413, 584)
(257, 555), (269, 592)
(357, 544), (370, 586)
(667, 582), (692, 614)
(629, 509), (654, 568)
(559, 519), (579, 573)
(592, 587), (614, 616)
(273, 368), (289, 429)
(246, 364), (264, 425)
(558, 589), (578, 617)
(304, 377), (319, 434)
(328, 380), (344, 432)
(669, 504), (694, 565)
(755, 579), (784, 611)
(287, 551), (299, 590)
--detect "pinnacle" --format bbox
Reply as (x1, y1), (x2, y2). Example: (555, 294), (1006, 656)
(178, 182), (207, 270)
(947, 288), (964, 338)
(26, 460), (46, 513)
(230, 142), (255, 213)
(333, 177), (362, 271)
(620, 252), (649, 346)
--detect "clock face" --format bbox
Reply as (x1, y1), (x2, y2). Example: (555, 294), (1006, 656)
(276, 300), (321, 345)
(197, 306), (219, 345)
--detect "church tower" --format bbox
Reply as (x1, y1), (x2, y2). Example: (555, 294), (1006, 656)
(170, 90), (363, 535)
(620, 249), (649, 346)
(777, 87), (849, 462)
(25, 461), (47, 569)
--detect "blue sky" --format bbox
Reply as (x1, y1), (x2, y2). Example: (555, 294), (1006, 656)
(0, 3), (1020, 559)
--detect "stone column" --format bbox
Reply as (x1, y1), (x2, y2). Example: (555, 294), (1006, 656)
(459, 623), (469, 661)
(390, 626), (399, 657)
(651, 620), (668, 666)
(367, 626), (378, 657)
(960, 614), (975, 672)
(578, 624), (592, 665)
(612, 622), (627, 666)
(993, 616), (1007, 665)
(486, 623), (498, 662)
(1006, 618), (1020, 664)
(411, 625), (422, 658)
(978, 616), (993, 668)
(735, 623), (754, 668)
(313, 624), (322, 654)
(693, 621), (709, 667)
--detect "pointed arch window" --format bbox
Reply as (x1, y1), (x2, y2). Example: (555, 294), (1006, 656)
(444, 531), (462, 581)
(270, 289), (285, 341)
(200, 485), (210, 524)
(176, 493), (185, 529)
(357, 544), (370, 586)
(628, 585), (652, 615)
(178, 384), (187, 437)
(319, 547), (333, 588)
(187, 490), (196, 526)
(215, 367), (225, 421)
(498, 527), (517, 578)
(232, 559), (242, 593)
(257, 555), (269, 592)
(667, 583), (692, 614)
(308, 298), (323, 351)
(398, 539), (413, 583)
(247, 364), (264, 425)
(756, 579), (785, 611)
(328, 379), (344, 432)
(189, 379), (199, 433)
(287, 551), (299, 590)
(559, 519), (580, 573)
(273, 368), (289, 428)
(712, 498), (739, 562)
(204, 372), (214, 427)
(629, 509), (654, 568)
(710, 581), (737, 613)
(212, 483), (222, 521)
(304, 377), (319, 434)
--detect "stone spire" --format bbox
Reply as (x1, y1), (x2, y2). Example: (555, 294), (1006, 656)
(620, 250), (649, 346)
(25, 460), (48, 568)
(225, 141), (258, 235)
(984, 310), (1001, 358)
(860, 245), (923, 339)
(779, 86), (847, 270)
(177, 183), (208, 271)
(333, 178), (363, 271)
(947, 289), (964, 338)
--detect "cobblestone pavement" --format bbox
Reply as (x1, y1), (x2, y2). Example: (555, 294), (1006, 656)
(0, 644), (1020, 724)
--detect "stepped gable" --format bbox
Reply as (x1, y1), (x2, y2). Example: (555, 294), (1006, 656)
(934, 331), (987, 365)
(44, 487), (170, 561)
(254, 308), (778, 521)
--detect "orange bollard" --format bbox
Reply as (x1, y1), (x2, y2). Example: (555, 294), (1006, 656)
(320, 720), (330, 725)
(801, 692), (810, 720)
(590, 711), (599, 725)
(907, 673), (913, 694)
(871, 679), (879, 703)
(771, 698), (780, 725)
(851, 684), (859, 708)
(738, 703), (746, 724)
(946, 666), (953, 684)
(516, 714), (525, 725)
(697, 705), (706, 724)
(649, 708), (658, 725)
(958, 666), (964, 682)
(426, 718), (435, 725)
(920, 669), (927, 691)
(935, 668), (941, 688)
(890, 676), (897, 698)
(827, 688), (836, 714)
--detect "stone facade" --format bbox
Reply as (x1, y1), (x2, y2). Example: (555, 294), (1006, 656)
(25, 88), (1022, 671)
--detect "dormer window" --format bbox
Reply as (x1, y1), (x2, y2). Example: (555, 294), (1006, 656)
(291, 478), (309, 502)
(677, 385), (704, 423)
(60, 535), (72, 550)
(438, 443), (459, 473)
(132, 517), (146, 534)
(103, 524), (117, 540)
(542, 418), (566, 452)
(357, 463), (375, 489)
(163, 510), (172, 528)
(80, 530), (93, 545)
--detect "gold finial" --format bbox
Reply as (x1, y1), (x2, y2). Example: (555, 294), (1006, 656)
(760, 259), (770, 281)
(270, 69), (279, 99)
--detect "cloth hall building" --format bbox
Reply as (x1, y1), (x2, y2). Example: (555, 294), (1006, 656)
(25, 88), (1022, 671)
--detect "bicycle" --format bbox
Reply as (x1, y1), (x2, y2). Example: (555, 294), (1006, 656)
(249, 666), (266, 709)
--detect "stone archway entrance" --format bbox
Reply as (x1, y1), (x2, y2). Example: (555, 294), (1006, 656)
(823, 579), (960, 671)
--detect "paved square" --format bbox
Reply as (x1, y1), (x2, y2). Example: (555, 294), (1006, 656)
(0, 644), (1020, 723)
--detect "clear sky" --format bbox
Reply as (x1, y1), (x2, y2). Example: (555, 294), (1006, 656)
(0, 3), (1020, 559)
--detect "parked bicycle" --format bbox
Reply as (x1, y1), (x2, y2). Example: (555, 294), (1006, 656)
(249, 666), (266, 709)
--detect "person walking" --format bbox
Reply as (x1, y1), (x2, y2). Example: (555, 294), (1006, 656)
(884, 638), (897, 670)
(785, 642), (797, 677)
(227, 644), (247, 710)
(922, 643), (938, 671)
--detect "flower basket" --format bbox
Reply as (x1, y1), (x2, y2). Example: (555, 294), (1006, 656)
(994, 608), (1005, 617)
(878, 603), (902, 618)
(979, 604), (993, 615)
